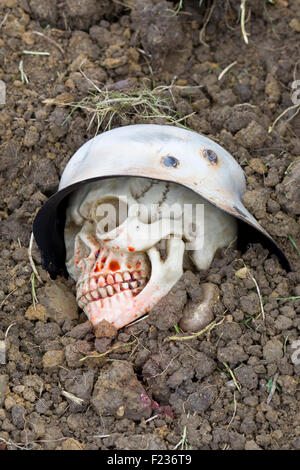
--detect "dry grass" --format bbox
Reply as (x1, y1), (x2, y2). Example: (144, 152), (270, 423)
(44, 76), (199, 134)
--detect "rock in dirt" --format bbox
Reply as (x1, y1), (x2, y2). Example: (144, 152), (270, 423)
(194, 352), (217, 380)
(68, 321), (93, 339)
(33, 322), (62, 344)
(114, 434), (166, 450)
(263, 339), (283, 362)
(64, 340), (92, 368)
(130, 0), (184, 68)
(42, 350), (64, 369)
(147, 276), (187, 330)
(186, 385), (217, 413)
(25, 304), (47, 322)
(61, 438), (84, 450)
(59, 368), (94, 412)
(234, 365), (258, 390)
(11, 405), (25, 430)
(91, 361), (152, 420)
(37, 281), (78, 325)
(28, 0), (58, 26)
(217, 342), (249, 367)
(277, 160), (300, 216)
(289, 18), (300, 32)
(94, 319), (117, 339)
(0, 375), (8, 406)
(244, 440), (262, 450)
(235, 121), (267, 149)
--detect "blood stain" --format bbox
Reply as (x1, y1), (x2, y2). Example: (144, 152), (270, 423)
(109, 260), (120, 271)
(128, 246), (135, 252)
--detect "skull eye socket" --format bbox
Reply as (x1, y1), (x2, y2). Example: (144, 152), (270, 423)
(202, 149), (218, 165)
(161, 156), (179, 168)
(93, 197), (128, 233)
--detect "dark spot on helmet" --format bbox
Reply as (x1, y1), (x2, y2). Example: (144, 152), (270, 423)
(161, 156), (179, 168)
(203, 149), (218, 165)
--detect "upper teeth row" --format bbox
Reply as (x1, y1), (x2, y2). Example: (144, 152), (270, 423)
(78, 277), (146, 305)
(97, 270), (144, 287)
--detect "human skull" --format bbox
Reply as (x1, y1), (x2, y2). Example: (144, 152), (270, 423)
(64, 176), (237, 329)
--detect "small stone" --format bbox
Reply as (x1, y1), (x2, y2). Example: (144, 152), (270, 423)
(265, 74), (281, 103)
(235, 267), (249, 279)
(277, 375), (298, 395)
(114, 434), (166, 451)
(11, 405), (25, 429)
(240, 416), (256, 434)
(38, 281), (78, 325)
(25, 304), (47, 322)
(64, 340), (92, 368)
(235, 366), (258, 390)
(34, 322), (61, 344)
(60, 369), (94, 411)
(217, 343), (249, 367)
(24, 127), (40, 147)
(35, 398), (50, 414)
(0, 375), (8, 406)
(229, 431), (246, 450)
(248, 158), (267, 175)
(244, 440), (262, 450)
(95, 337), (112, 353)
(235, 121), (266, 150)
(265, 408), (278, 423)
(68, 321), (93, 339)
(94, 320), (117, 339)
(194, 352), (216, 380)
(289, 18), (300, 32)
(274, 315), (293, 331)
(91, 362), (152, 420)
(263, 339), (283, 362)
(61, 438), (84, 450)
(22, 31), (35, 45)
(42, 350), (64, 369)
(102, 57), (128, 69)
(186, 387), (217, 412)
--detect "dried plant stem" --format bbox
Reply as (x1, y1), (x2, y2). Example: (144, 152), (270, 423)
(33, 31), (64, 54)
(79, 339), (137, 362)
(267, 373), (279, 405)
(240, 0), (249, 44)
(223, 362), (241, 392)
(268, 103), (300, 133)
(218, 61), (237, 81)
(28, 232), (42, 283)
(167, 317), (224, 342)
(199, 0), (216, 47)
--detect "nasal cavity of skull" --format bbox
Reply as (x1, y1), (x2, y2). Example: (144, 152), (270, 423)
(93, 197), (128, 234)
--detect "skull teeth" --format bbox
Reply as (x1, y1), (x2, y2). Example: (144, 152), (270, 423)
(78, 271), (147, 305)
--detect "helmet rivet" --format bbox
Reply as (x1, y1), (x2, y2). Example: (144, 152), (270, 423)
(203, 149), (218, 165)
(161, 156), (179, 168)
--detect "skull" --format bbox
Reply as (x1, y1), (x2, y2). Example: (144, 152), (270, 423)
(64, 176), (237, 329)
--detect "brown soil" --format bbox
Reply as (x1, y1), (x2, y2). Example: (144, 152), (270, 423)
(0, 0), (299, 451)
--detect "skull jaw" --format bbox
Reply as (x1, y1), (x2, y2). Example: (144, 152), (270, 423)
(81, 238), (185, 329)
